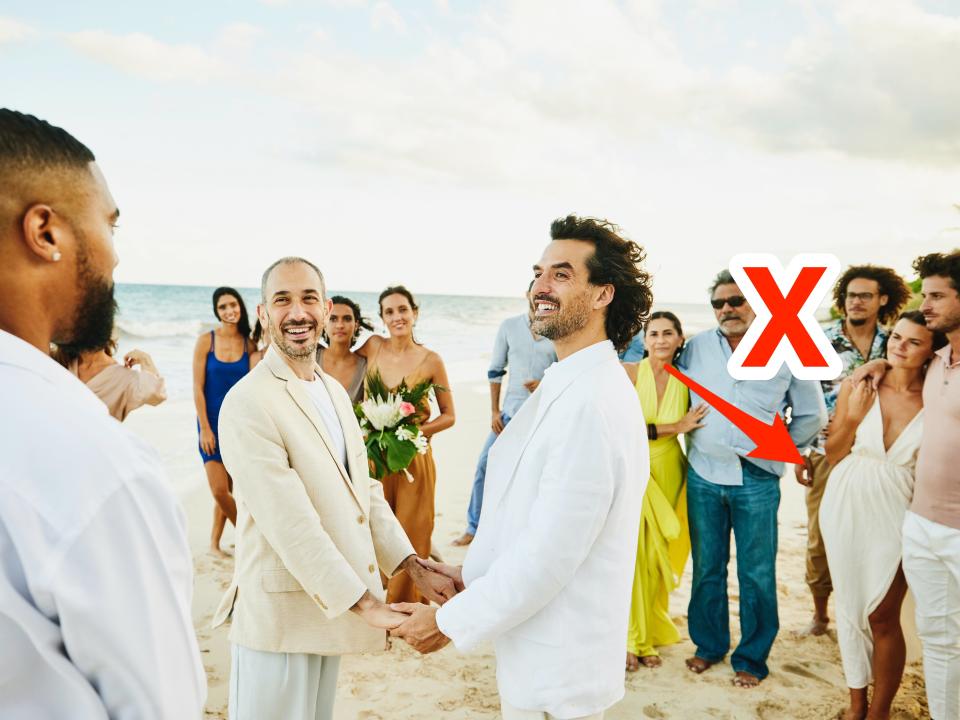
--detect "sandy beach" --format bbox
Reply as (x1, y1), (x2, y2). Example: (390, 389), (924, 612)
(125, 378), (930, 720)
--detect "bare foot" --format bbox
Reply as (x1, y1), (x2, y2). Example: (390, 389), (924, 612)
(840, 707), (867, 720)
(733, 671), (761, 688)
(452, 533), (474, 547)
(640, 655), (662, 668)
(685, 657), (714, 674)
(801, 615), (830, 636)
(626, 652), (640, 672)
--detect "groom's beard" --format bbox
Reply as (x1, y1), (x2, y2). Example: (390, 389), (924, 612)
(531, 291), (591, 341)
(60, 239), (117, 351)
(269, 318), (319, 359)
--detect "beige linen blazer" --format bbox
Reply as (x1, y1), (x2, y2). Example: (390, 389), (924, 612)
(212, 348), (415, 655)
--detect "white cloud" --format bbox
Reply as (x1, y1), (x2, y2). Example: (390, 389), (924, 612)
(65, 30), (226, 83)
(0, 17), (32, 43)
(217, 22), (263, 53)
(371, 1), (407, 34)
(720, 0), (960, 163)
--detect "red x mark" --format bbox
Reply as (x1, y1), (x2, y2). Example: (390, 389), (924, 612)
(741, 266), (829, 368)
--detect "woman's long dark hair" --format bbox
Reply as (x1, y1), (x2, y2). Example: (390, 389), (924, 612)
(643, 310), (685, 364)
(323, 295), (374, 344)
(212, 287), (252, 340)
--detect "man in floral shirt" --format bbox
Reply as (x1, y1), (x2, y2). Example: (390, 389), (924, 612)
(797, 265), (910, 636)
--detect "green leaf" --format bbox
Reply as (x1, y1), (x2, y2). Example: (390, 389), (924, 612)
(383, 433), (417, 473)
(365, 434), (389, 480)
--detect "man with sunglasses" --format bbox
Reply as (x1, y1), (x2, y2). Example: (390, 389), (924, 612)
(794, 265), (910, 638)
(678, 269), (826, 689)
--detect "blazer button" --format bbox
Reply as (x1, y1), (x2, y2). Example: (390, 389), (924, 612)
(368, 564), (376, 574)
(357, 515), (365, 524)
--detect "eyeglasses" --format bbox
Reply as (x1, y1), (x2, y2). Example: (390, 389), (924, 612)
(847, 292), (876, 302)
(711, 296), (747, 310)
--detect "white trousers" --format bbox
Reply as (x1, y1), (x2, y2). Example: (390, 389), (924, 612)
(902, 511), (960, 720)
(500, 699), (604, 720)
(228, 644), (341, 720)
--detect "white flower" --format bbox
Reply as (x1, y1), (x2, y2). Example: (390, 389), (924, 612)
(413, 430), (429, 455)
(359, 393), (404, 430)
(395, 426), (415, 442)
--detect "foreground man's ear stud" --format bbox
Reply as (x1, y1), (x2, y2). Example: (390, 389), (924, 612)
(52, 251), (62, 262)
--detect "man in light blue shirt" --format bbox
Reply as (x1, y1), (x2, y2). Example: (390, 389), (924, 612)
(619, 331), (645, 362)
(453, 287), (556, 546)
(679, 270), (826, 688)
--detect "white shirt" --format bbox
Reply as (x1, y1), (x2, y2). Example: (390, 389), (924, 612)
(436, 340), (647, 719)
(0, 330), (206, 719)
(300, 375), (347, 467)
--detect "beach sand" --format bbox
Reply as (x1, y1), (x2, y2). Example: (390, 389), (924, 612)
(125, 379), (930, 720)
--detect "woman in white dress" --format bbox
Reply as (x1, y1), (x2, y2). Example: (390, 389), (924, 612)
(820, 311), (943, 720)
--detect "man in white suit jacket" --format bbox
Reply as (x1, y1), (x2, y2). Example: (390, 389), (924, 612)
(214, 257), (455, 720)
(392, 216), (653, 720)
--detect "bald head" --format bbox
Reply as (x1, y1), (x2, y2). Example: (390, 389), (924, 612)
(261, 256), (326, 302)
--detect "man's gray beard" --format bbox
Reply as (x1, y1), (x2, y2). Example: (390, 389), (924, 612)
(718, 317), (748, 337)
(531, 295), (590, 341)
(848, 317), (868, 327)
(269, 321), (317, 360)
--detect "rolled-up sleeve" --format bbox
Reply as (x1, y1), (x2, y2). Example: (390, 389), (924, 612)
(487, 322), (509, 383)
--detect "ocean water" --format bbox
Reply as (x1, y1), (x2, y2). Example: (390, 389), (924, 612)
(114, 283), (717, 400)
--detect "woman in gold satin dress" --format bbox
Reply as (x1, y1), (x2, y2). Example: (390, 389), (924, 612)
(623, 311), (709, 670)
(357, 285), (455, 604)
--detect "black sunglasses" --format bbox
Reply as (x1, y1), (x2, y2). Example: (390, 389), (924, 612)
(711, 295), (747, 310)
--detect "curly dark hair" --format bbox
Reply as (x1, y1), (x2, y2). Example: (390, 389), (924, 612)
(833, 265), (910, 325)
(323, 295), (374, 344)
(913, 250), (960, 291)
(549, 215), (652, 351)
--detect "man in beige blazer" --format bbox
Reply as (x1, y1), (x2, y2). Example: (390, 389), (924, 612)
(213, 256), (455, 720)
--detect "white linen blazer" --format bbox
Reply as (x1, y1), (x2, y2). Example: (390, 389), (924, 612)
(436, 341), (648, 719)
(212, 348), (415, 655)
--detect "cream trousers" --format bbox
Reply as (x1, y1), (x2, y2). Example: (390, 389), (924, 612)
(903, 511), (960, 720)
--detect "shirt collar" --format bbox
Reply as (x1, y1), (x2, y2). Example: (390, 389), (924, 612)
(0, 329), (108, 412)
(1, 329), (73, 384)
(934, 343), (959, 368)
(541, 339), (615, 388)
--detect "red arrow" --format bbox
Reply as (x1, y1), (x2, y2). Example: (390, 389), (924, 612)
(665, 364), (803, 465)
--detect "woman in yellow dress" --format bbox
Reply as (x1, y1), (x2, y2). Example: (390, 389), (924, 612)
(623, 311), (709, 670)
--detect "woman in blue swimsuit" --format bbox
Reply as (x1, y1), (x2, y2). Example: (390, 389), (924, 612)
(192, 287), (259, 556)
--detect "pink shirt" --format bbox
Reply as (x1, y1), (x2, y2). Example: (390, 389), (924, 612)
(912, 344), (960, 529)
(69, 360), (167, 422)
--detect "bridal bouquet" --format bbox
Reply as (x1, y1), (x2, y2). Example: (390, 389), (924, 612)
(355, 370), (438, 480)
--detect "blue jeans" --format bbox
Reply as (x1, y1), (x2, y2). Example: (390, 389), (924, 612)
(465, 412), (511, 535)
(687, 459), (781, 679)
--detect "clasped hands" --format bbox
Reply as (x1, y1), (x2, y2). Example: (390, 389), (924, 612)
(390, 557), (464, 654)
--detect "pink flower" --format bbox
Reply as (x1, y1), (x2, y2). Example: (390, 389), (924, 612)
(399, 401), (416, 417)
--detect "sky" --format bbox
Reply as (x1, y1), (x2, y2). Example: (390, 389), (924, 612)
(1, 0), (959, 302)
